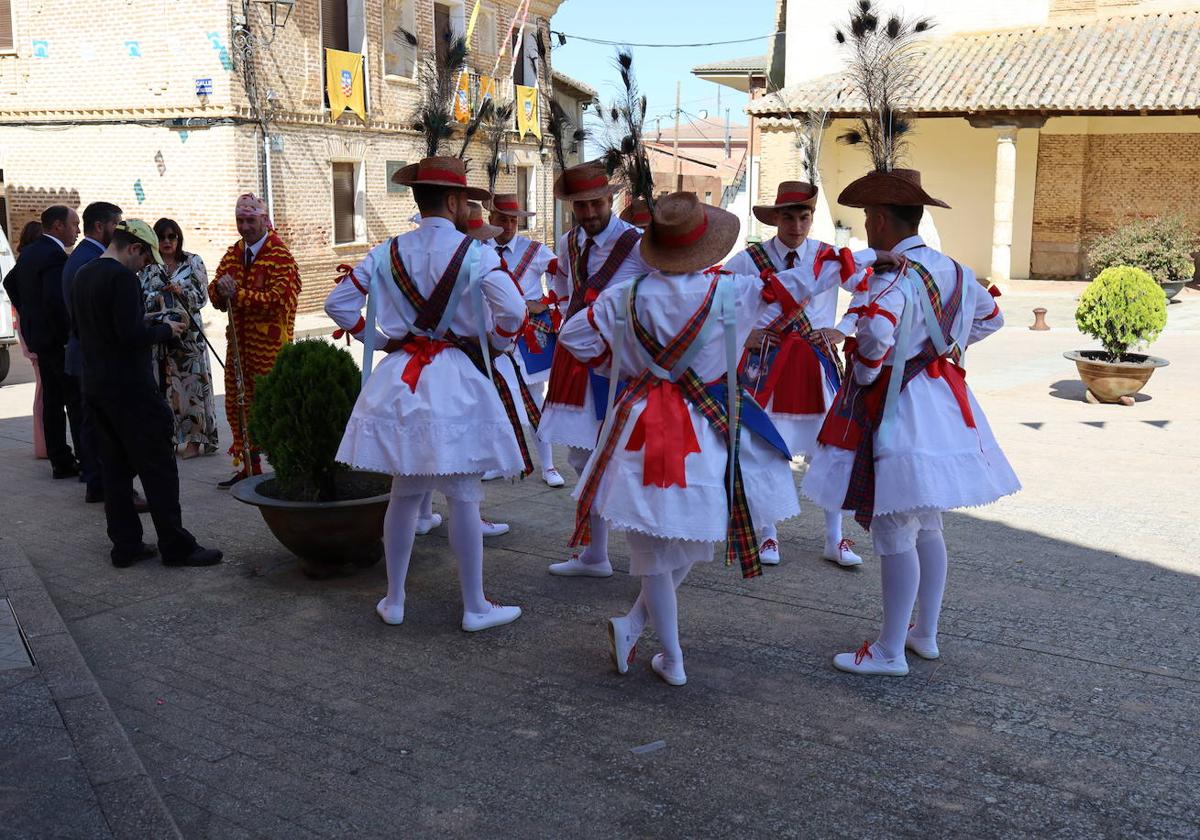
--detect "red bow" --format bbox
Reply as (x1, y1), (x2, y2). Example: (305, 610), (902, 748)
(988, 284), (1002, 298)
(759, 269), (801, 317)
(814, 245), (857, 284)
(703, 264), (728, 276)
(399, 337), (450, 392)
(334, 263), (354, 282)
(926, 357), (975, 428)
(755, 333), (825, 414)
(540, 291), (564, 330)
(625, 380), (702, 488)
(855, 266), (874, 293)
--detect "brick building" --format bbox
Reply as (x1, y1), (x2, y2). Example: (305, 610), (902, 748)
(709, 0), (1200, 284)
(0, 0), (593, 312)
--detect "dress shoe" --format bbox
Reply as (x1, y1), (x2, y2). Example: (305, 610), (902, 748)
(112, 543), (158, 569)
(651, 653), (687, 686)
(163, 546), (223, 567)
(480, 518), (510, 537)
(376, 598), (405, 625)
(52, 462), (81, 480)
(759, 538), (781, 566)
(542, 467), (565, 488)
(608, 616), (638, 675)
(833, 641), (909, 676)
(217, 471), (248, 489)
(415, 513), (443, 536)
(462, 602), (521, 632)
(548, 554), (613, 577)
(823, 538), (863, 567)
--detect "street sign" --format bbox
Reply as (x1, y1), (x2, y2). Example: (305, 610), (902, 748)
(195, 78), (213, 97)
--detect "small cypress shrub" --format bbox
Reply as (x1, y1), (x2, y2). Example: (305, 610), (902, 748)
(1075, 266), (1167, 362)
(249, 340), (361, 502)
(1087, 215), (1197, 286)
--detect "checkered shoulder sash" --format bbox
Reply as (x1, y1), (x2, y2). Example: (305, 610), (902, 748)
(747, 242), (813, 335)
(570, 276), (763, 579)
(510, 240), (543, 287)
(565, 227), (641, 318)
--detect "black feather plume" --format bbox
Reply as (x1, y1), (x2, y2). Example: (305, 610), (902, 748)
(543, 98), (575, 173)
(458, 97), (492, 158)
(483, 99), (514, 193)
(414, 34), (468, 158)
(595, 48), (655, 213)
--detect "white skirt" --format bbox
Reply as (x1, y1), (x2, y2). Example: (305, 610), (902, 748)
(574, 398), (801, 543)
(802, 370), (1021, 516)
(336, 347), (525, 479)
(626, 531), (715, 577)
(538, 398), (602, 450)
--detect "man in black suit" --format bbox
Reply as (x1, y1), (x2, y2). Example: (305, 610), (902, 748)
(2, 205), (82, 478)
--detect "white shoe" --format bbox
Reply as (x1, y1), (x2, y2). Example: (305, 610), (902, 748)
(480, 518), (510, 537)
(651, 653), (687, 686)
(608, 616), (638, 675)
(375, 598), (405, 626)
(481, 470), (504, 481)
(823, 538), (863, 567)
(759, 538), (781, 566)
(832, 642), (908, 676)
(415, 513), (443, 536)
(905, 629), (940, 660)
(462, 602), (522, 632)
(548, 554), (613, 577)
(542, 467), (565, 488)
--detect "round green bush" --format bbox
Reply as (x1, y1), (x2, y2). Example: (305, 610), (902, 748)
(248, 340), (361, 501)
(1075, 266), (1167, 362)
(1087, 215), (1196, 286)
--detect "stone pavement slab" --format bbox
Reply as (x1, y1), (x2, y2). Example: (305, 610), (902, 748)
(0, 287), (1197, 838)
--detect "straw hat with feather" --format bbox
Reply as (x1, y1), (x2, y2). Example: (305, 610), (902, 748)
(554, 160), (618, 202)
(752, 181), (819, 225)
(837, 168), (950, 209)
(619, 197), (652, 229)
(392, 156), (491, 201)
(639, 192), (739, 274)
(464, 202), (503, 241)
(489, 192), (536, 219)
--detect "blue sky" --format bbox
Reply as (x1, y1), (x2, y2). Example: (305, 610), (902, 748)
(548, 0), (777, 142)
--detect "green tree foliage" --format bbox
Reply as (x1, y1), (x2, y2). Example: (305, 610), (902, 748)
(1075, 266), (1167, 361)
(1087, 215), (1197, 285)
(248, 341), (360, 502)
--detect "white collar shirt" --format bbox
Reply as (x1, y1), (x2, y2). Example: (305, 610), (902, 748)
(490, 234), (555, 301)
(552, 213), (650, 304)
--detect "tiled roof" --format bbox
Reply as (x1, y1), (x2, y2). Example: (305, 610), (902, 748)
(551, 69), (597, 100)
(748, 10), (1200, 120)
(691, 54), (769, 75)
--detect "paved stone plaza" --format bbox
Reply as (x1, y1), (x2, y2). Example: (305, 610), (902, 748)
(1, 284), (1197, 839)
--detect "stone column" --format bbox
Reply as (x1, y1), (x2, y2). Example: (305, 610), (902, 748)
(990, 125), (1019, 287)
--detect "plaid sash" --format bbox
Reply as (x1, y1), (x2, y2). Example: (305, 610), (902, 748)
(510, 240), (543, 293)
(570, 277), (764, 579)
(819, 258), (964, 529)
(564, 226), (641, 318)
(388, 236), (536, 475)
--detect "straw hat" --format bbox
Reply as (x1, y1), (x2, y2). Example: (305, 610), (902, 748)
(464, 202), (503, 241)
(639, 192), (740, 274)
(553, 160), (618, 202)
(391, 156), (491, 201)
(837, 169), (950, 209)
(619, 197), (651, 229)
(752, 181), (819, 225)
(489, 192), (536, 219)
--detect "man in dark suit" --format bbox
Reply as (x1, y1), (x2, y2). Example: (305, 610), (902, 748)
(2, 205), (82, 478)
(62, 201), (124, 502)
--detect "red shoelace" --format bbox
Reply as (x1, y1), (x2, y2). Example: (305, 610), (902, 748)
(853, 640), (873, 665)
(838, 538), (856, 553)
(760, 538), (779, 552)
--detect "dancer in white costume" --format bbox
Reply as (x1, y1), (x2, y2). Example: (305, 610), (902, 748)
(538, 160), (652, 578)
(561, 193), (856, 685)
(724, 180), (875, 568)
(324, 157), (528, 632)
(484, 192), (564, 487)
(802, 168), (1020, 675)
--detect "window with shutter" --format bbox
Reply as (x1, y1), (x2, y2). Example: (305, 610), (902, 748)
(383, 0), (417, 78)
(321, 0), (349, 51)
(0, 0), (14, 52)
(516, 167), (531, 231)
(332, 163), (357, 244)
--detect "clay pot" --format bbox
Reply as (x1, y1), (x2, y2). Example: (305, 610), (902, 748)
(1064, 350), (1168, 406)
(1160, 279), (1185, 302)
(231, 471), (392, 578)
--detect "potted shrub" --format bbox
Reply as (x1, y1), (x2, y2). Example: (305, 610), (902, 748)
(230, 340), (392, 577)
(1087, 215), (1197, 302)
(1064, 266), (1169, 405)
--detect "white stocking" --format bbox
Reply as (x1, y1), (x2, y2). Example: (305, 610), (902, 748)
(757, 521), (778, 546)
(914, 529), (948, 641)
(536, 437), (556, 471)
(419, 491), (434, 520)
(823, 508), (844, 548)
(876, 548), (920, 660)
(447, 496), (488, 614)
(382, 482), (423, 608)
(625, 563), (691, 640)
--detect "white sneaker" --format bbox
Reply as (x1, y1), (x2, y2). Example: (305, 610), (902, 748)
(832, 642), (908, 676)
(375, 598), (405, 626)
(823, 538), (863, 567)
(481, 470), (504, 481)
(608, 616), (638, 675)
(548, 554), (613, 577)
(480, 519), (510, 537)
(462, 602), (522, 632)
(905, 630), (940, 660)
(415, 513), (443, 536)
(542, 467), (565, 488)
(651, 653), (687, 686)
(759, 538), (781, 566)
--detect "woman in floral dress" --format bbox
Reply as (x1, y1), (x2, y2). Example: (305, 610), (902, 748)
(140, 218), (219, 458)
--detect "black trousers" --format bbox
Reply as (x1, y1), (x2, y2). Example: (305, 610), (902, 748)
(78, 397), (104, 495)
(87, 389), (197, 563)
(37, 347), (82, 471)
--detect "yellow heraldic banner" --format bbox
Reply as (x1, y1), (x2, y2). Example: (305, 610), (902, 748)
(325, 48), (367, 121)
(454, 71), (472, 123)
(515, 84), (540, 140)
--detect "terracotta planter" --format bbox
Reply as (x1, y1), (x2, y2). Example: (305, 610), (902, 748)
(231, 471), (392, 577)
(1064, 350), (1168, 405)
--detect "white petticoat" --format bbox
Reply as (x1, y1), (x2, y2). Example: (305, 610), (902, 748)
(538, 398), (602, 450)
(389, 473), (485, 503)
(336, 347), (525, 479)
(574, 398), (801, 543)
(762, 371), (837, 458)
(801, 370), (1021, 516)
(626, 531), (714, 577)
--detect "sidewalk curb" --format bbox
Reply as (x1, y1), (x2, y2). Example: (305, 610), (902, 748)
(0, 538), (182, 840)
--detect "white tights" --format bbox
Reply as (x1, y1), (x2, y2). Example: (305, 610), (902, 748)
(876, 529), (948, 659)
(382, 484), (489, 615)
(623, 563), (693, 668)
(757, 508), (847, 549)
(567, 446), (608, 563)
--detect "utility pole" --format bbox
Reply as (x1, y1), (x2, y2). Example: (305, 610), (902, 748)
(672, 80), (682, 192)
(724, 107), (731, 159)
